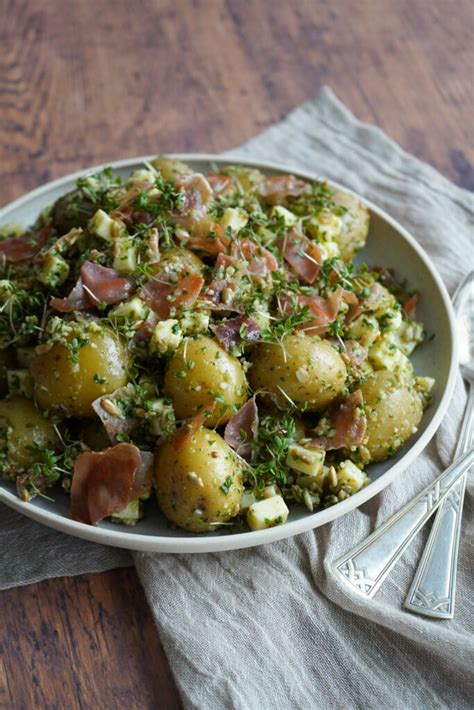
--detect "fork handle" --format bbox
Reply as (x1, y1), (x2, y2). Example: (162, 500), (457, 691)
(404, 380), (474, 618)
(332, 447), (474, 598)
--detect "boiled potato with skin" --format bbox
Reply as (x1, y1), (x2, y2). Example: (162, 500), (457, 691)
(332, 190), (369, 261)
(164, 336), (248, 426)
(30, 327), (129, 417)
(0, 397), (58, 470)
(360, 370), (423, 462)
(150, 156), (193, 183)
(157, 247), (204, 276)
(249, 335), (347, 411)
(155, 427), (243, 532)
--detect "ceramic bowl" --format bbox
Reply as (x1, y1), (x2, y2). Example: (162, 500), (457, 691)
(0, 156), (458, 552)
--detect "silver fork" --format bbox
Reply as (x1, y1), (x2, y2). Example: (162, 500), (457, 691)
(404, 271), (474, 618)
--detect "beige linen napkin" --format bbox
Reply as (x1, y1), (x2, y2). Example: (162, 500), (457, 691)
(1, 88), (473, 708)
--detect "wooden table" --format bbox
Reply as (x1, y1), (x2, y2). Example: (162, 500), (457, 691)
(1, 1), (472, 707)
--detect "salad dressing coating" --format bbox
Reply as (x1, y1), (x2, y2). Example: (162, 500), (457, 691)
(0, 158), (432, 531)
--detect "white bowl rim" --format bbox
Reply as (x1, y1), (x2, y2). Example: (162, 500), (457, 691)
(0, 154), (459, 553)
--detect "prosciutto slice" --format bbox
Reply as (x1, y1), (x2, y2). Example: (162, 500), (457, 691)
(173, 401), (218, 452)
(224, 396), (258, 460)
(142, 271), (204, 318)
(176, 230), (230, 255)
(257, 175), (310, 204)
(206, 173), (235, 197)
(277, 232), (323, 284)
(0, 225), (51, 263)
(310, 390), (366, 451)
(212, 315), (260, 351)
(71, 443), (141, 525)
(279, 288), (343, 334)
(230, 239), (279, 275)
(50, 261), (136, 312)
(171, 174), (213, 228)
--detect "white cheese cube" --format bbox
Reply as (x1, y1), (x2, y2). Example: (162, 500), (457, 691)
(109, 296), (150, 321)
(391, 319), (425, 356)
(219, 207), (249, 235)
(270, 205), (298, 226)
(113, 236), (138, 274)
(307, 213), (342, 240)
(286, 444), (325, 477)
(89, 209), (125, 242)
(150, 319), (183, 354)
(378, 306), (402, 334)
(261, 484), (281, 499)
(347, 315), (380, 348)
(179, 310), (210, 335)
(369, 337), (409, 372)
(37, 253), (70, 288)
(318, 240), (340, 261)
(111, 499), (142, 525)
(416, 376), (435, 394)
(239, 491), (257, 514)
(337, 460), (368, 493)
(127, 169), (156, 187)
(247, 496), (289, 531)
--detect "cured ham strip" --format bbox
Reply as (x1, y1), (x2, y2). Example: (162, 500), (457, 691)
(81, 261), (136, 305)
(176, 230), (229, 255)
(71, 443), (141, 525)
(50, 276), (93, 313)
(279, 288), (343, 334)
(403, 292), (419, 318)
(50, 261), (136, 312)
(130, 451), (154, 501)
(230, 239), (279, 275)
(206, 173), (235, 197)
(224, 396), (258, 460)
(171, 174), (213, 228)
(310, 390), (366, 451)
(257, 175), (310, 205)
(0, 225), (51, 263)
(173, 401), (218, 452)
(277, 232), (323, 284)
(142, 271), (204, 318)
(212, 315), (260, 351)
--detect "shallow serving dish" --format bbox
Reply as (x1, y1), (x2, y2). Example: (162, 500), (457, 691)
(0, 155), (458, 553)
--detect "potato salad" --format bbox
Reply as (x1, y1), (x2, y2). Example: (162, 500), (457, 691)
(0, 158), (434, 532)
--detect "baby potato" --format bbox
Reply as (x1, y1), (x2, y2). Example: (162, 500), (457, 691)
(51, 189), (98, 233)
(360, 370), (423, 462)
(332, 189), (370, 261)
(164, 336), (248, 426)
(30, 327), (129, 417)
(150, 156), (193, 183)
(155, 427), (243, 532)
(249, 335), (347, 411)
(157, 247), (204, 275)
(0, 397), (58, 470)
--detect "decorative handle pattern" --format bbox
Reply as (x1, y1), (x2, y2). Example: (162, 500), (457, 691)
(332, 448), (474, 598)
(404, 381), (474, 618)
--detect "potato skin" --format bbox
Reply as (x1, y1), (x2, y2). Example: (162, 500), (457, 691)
(332, 190), (369, 261)
(155, 427), (243, 532)
(0, 397), (58, 469)
(249, 335), (347, 411)
(150, 156), (192, 183)
(157, 247), (204, 275)
(30, 327), (129, 417)
(360, 370), (423, 462)
(164, 336), (248, 426)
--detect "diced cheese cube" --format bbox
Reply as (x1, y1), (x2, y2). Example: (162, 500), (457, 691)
(109, 296), (149, 321)
(239, 490), (257, 514)
(286, 444), (325, 477)
(111, 499), (143, 525)
(113, 236), (138, 274)
(150, 319), (183, 354)
(416, 376), (435, 394)
(337, 460), (368, 493)
(219, 207), (249, 235)
(179, 310), (210, 335)
(318, 240), (340, 261)
(271, 205), (297, 226)
(37, 253), (70, 289)
(127, 169), (156, 187)
(347, 315), (380, 348)
(261, 484), (281, 499)
(307, 213), (342, 240)
(247, 496), (289, 531)
(146, 399), (176, 437)
(89, 209), (125, 242)
(7, 369), (33, 398)
(369, 337), (409, 372)
(378, 306), (402, 334)
(391, 319), (425, 356)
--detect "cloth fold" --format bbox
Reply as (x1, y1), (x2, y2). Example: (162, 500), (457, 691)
(1, 87), (473, 709)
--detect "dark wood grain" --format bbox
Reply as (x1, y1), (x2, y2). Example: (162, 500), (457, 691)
(0, 0), (472, 708)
